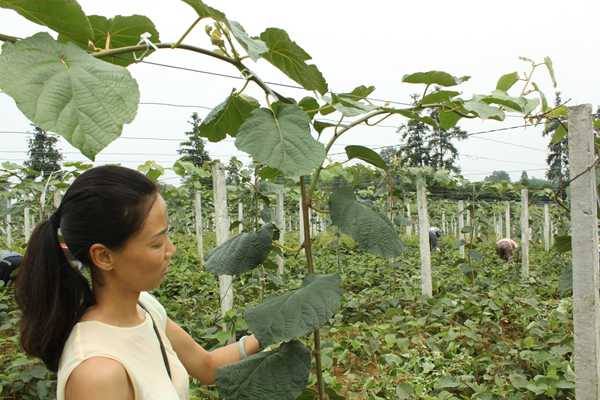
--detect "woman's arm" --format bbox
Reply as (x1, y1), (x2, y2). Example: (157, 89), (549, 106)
(166, 318), (260, 384)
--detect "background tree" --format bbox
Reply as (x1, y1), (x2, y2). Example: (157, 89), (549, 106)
(520, 171), (529, 186)
(428, 110), (467, 173)
(225, 156), (243, 185)
(177, 112), (211, 168)
(543, 92), (569, 186)
(483, 170), (511, 183)
(396, 117), (431, 168)
(25, 125), (62, 177)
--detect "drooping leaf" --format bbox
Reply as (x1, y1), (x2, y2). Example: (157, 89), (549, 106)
(329, 183), (403, 258)
(245, 274), (342, 346)
(0, 33), (139, 160)
(523, 98), (540, 116)
(205, 224), (274, 275)
(228, 20), (267, 61)
(215, 340), (310, 400)
(551, 124), (567, 145)
(298, 96), (320, 119)
(544, 56), (557, 87)
(402, 71), (470, 87)
(482, 90), (527, 112)
(463, 99), (505, 120)
(0, 0), (93, 46)
(235, 103), (326, 177)
(78, 15), (160, 66)
(200, 93), (260, 141)
(531, 82), (548, 112)
(345, 145), (388, 170)
(180, 0), (225, 20)
(257, 166), (283, 180)
(313, 120), (336, 134)
(421, 90), (460, 105)
(259, 28), (328, 95)
(496, 72), (520, 92)
(338, 85), (375, 101)
(439, 110), (462, 130)
(553, 235), (571, 253)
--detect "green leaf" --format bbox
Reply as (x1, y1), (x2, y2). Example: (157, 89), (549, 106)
(298, 96), (320, 119)
(235, 103), (326, 177)
(594, 119), (600, 131)
(245, 274), (342, 346)
(531, 82), (548, 112)
(228, 20), (267, 61)
(0, 0), (93, 46)
(313, 120), (336, 134)
(464, 99), (505, 120)
(439, 110), (462, 130)
(216, 340), (310, 400)
(259, 28), (328, 95)
(523, 98), (540, 116)
(482, 90), (527, 112)
(329, 182), (403, 258)
(330, 94), (376, 117)
(345, 145), (388, 170)
(205, 224), (274, 275)
(434, 376), (460, 390)
(553, 235), (571, 253)
(421, 90), (460, 105)
(137, 160), (164, 181)
(257, 166), (283, 180)
(402, 71), (470, 87)
(180, 0), (225, 20)
(338, 85), (375, 101)
(0, 33), (139, 160)
(510, 373), (530, 389)
(550, 124), (567, 145)
(200, 93), (260, 142)
(496, 72), (520, 92)
(544, 56), (557, 87)
(79, 15), (160, 66)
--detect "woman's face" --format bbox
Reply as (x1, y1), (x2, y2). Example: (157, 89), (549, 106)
(108, 194), (176, 291)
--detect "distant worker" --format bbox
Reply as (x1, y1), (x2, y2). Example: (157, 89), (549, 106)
(429, 227), (442, 251)
(496, 238), (518, 262)
(0, 250), (22, 285)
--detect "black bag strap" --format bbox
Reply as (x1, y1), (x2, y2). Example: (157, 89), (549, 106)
(138, 301), (172, 380)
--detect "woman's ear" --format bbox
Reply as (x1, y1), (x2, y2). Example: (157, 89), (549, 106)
(89, 243), (115, 272)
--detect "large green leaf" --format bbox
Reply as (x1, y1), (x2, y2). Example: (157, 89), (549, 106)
(180, 0), (225, 20)
(330, 93), (376, 117)
(0, 0), (93, 46)
(216, 340), (310, 400)
(329, 183), (403, 258)
(298, 96), (320, 119)
(245, 274), (342, 347)
(259, 28), (328, 95)
(402, 71), (470, 87)
(550, 124), (567, 145)
(228, 20), (267, 61)
(205, 224), (274, 276)
(482, 90), (527, 112)
(439, 110), (462, 130)
(544, 56), (557, 87)
(0, 33), (139, 160)
(235, 103), (326, 177)
(345, 145), (388, 170)
(463, 99), (505, 120)
(496, 72), (520, 92)
(82, 15), (160, 66)
(338, 85), (375, 101)
(200, 93), (260, 141)
(421, 90), (460, 105)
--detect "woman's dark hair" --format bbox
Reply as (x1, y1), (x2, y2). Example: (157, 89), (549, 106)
(15, 165), (158, 372)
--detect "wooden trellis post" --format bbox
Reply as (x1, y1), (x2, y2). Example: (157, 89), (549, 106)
(441, 211), (446, 233)
(275, 187), (285, 275)
(458, 200), (465, 258)
(520, 189), (529, 279)
(238, 202), (244, 234)
(194, 191), (204, 262)
(416, 178), (432, 297)
(405, 201), (412, 236)
(23, 207), (31, 242)
(505, 201), (511, 239)
(5, 199), (12, 248)
(543, 203), (550, 252)
(568, 104), (600, 399)
(298, 197), (304, 245)
(212, 161), (234, 329)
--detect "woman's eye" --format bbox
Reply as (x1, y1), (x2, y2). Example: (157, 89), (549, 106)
(151, 242), (162, 248)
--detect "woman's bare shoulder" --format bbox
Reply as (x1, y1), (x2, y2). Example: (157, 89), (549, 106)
(65, 357), (134, 400)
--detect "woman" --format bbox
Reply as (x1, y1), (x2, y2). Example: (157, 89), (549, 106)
(15, 165), (260, 400)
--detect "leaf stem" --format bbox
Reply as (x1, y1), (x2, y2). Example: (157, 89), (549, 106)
(172, 17), (202, 49)
(0, 33), (19, 43)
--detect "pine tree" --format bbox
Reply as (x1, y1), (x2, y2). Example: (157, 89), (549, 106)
(428, 110), (467, 173)
(25, 125), (62, 177)
(397, 117), (431, 168)
(177, 113), (211, 168)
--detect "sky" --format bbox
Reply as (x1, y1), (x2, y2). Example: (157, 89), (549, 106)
(1, 0), (599, 184)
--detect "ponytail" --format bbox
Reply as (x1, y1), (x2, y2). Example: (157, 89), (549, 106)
(15, 218), (94, 372)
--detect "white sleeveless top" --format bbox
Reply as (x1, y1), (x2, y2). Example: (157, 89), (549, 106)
(56, 292), (189, 400)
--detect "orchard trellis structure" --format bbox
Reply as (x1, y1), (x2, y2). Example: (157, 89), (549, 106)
(0, 0), (597, 398)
